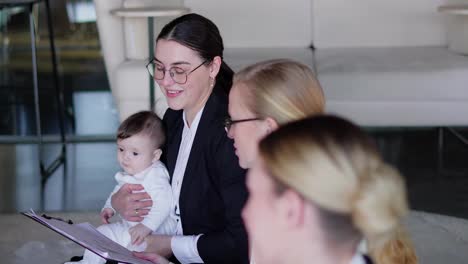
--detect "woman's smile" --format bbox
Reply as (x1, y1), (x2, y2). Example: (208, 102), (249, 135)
(166, 89), (184, 98)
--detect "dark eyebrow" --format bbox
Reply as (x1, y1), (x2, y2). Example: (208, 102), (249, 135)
(154, 58), (191, 67)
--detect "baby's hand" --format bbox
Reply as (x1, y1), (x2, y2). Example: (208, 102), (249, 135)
(129, 223), (152, 245)
(100, 208), (114, 224)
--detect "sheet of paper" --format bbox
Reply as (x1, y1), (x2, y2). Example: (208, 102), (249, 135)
(22, 209), (153, 264)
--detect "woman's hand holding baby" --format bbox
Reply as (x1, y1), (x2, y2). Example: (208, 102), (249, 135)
(111, 183), (153, 222)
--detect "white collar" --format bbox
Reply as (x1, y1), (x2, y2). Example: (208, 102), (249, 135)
(120, 163), (153, 180)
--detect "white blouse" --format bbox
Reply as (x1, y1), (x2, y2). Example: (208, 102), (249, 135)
(169, 107), (205, 264)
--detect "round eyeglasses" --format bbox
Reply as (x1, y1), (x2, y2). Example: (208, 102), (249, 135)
(146, 59), (208, 84)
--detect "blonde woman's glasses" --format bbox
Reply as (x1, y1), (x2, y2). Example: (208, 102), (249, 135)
(146, 59), (208, 84)
(224, 117), (261, 133)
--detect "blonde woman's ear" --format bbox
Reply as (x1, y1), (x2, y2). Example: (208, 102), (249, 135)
(279, 189), (306, 229)
(152, 149), (163, 163)
(265, 117), (279, 134)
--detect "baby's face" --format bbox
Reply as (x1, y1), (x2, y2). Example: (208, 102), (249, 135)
(117, 133), (156, 175)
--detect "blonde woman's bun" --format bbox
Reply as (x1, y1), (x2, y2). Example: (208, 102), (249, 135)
(352, 162), (408, 246)
(371, 225), (418, 264)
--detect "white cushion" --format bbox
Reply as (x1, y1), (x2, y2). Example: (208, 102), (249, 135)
(186, 0), (313, 48)
(446, 15), (468, 55)
(224, 47), (315, 72)
(316, 46), (468, 126)
(313, 0), (447, 48)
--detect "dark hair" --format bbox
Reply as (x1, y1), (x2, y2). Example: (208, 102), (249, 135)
(117, 111), (165, 148)
(157, 13), (233, 94)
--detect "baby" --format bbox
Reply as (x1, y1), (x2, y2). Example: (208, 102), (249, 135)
(70, 111), (175, 264)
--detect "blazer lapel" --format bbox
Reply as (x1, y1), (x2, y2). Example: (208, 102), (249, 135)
(178, 92), (222, 221)
(166, 112), (183, 183)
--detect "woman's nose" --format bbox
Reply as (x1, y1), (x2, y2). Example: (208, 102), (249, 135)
(158, 71), (175, 87)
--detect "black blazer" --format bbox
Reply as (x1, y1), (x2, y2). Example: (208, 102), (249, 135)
(163, 89), (249, 264)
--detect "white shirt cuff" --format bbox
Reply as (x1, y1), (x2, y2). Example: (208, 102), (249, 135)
(171, 234), (203, 264)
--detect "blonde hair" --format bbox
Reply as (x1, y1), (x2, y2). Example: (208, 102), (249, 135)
(371, 226), (418, 264)
(233, 59), (325, 125)
(259, 115), (417, 263)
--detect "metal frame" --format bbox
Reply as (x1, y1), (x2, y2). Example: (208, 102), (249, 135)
(1, 0), (68, 210)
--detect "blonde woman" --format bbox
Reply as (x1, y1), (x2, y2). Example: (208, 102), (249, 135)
(243, 115), (410, 264)
(226, 59), (325, 169)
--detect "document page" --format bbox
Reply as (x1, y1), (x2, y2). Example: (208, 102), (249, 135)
(22, 209), (152, 264)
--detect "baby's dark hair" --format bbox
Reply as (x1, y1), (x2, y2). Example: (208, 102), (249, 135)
(117, 111), (165, 149)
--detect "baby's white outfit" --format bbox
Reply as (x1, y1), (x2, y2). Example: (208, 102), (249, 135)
(74, 161), (176, 264)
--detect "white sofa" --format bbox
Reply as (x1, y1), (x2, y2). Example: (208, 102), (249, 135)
(317, 46), (468, 126)
(311, 0), (468, 127)
(95, 0), (468, 126)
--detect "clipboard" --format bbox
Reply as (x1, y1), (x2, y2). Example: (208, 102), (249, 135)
(21, 209), (153, 264)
